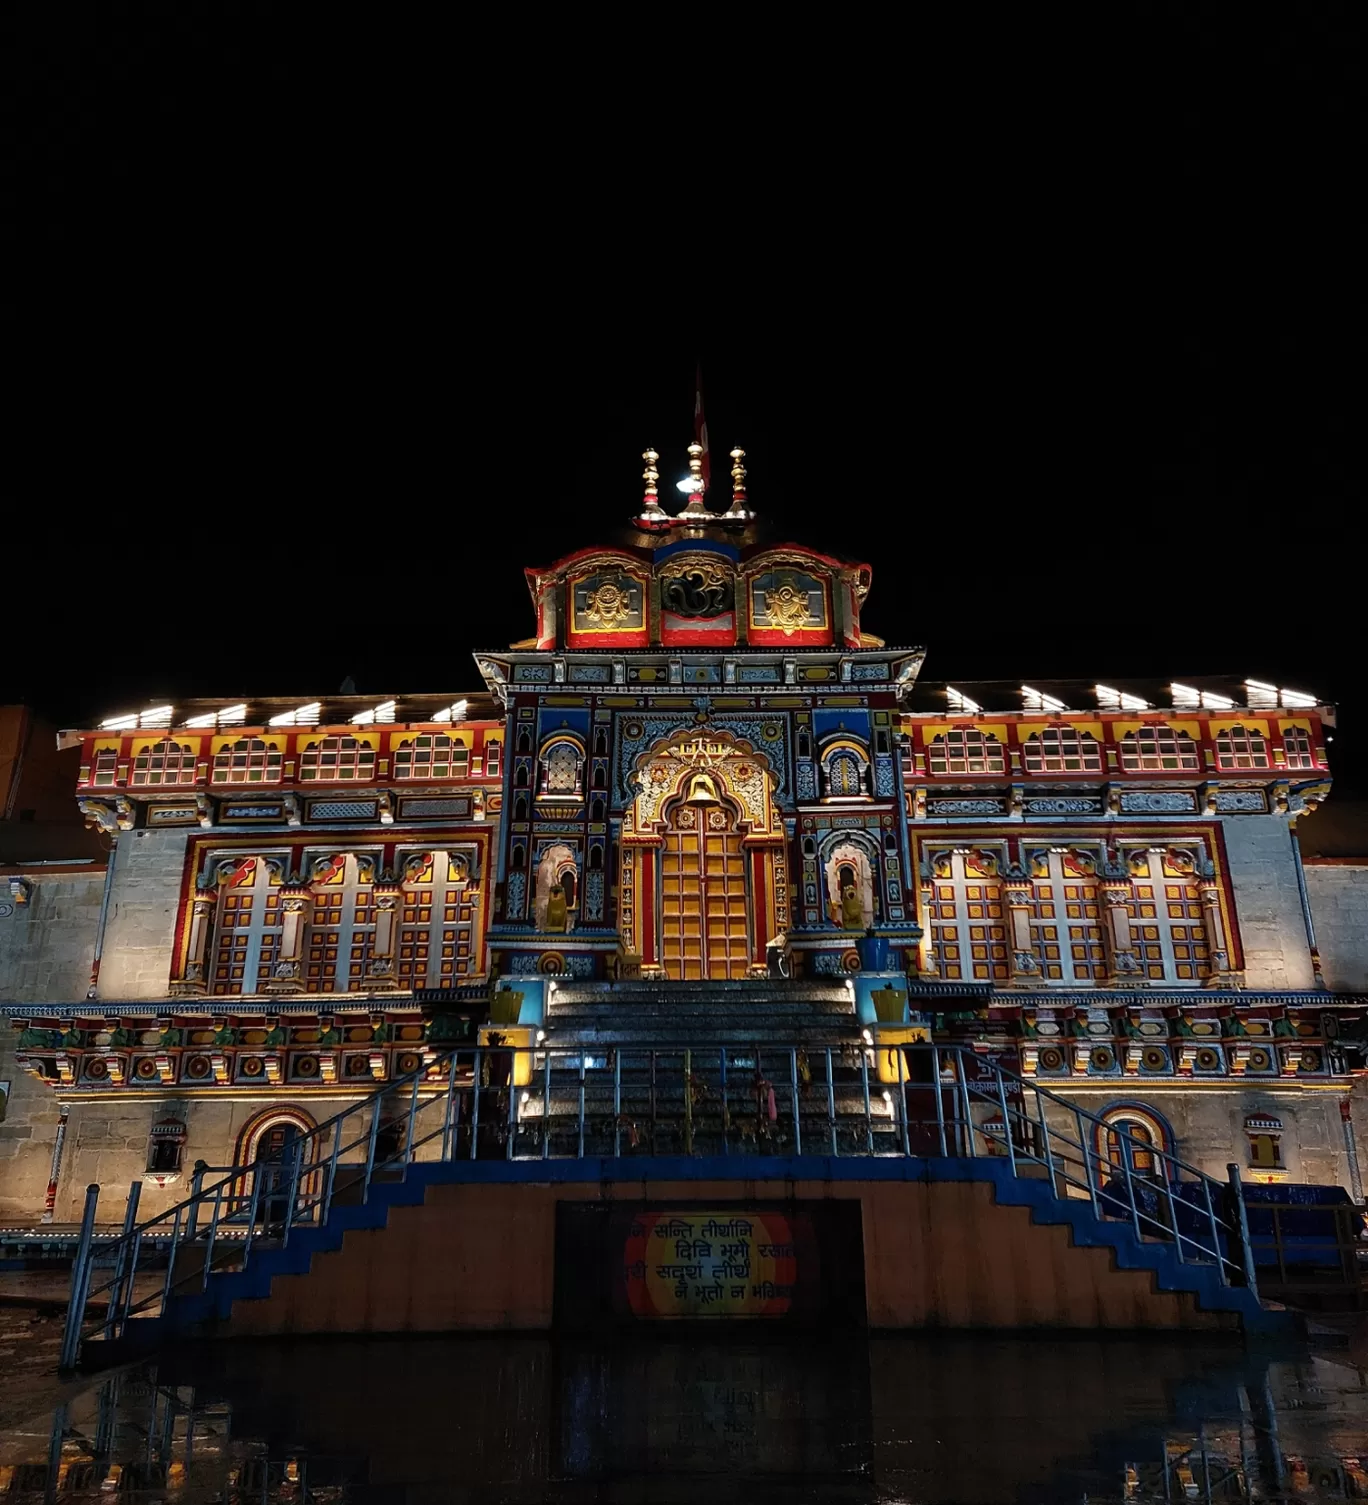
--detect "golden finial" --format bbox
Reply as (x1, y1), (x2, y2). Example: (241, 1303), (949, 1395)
(636, 446), (668, 525)
(722, 445), (749, 521)
(680, 441), (709, 517)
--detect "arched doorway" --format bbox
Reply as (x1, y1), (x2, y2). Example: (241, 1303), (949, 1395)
(660, 786), (750, 980)
(234, 1107), (318, 1223)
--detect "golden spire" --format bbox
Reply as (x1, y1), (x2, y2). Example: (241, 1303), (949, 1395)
(679, 441), (709, 517)
(721, 445), (750, 521)
(636, 446), (669, 526)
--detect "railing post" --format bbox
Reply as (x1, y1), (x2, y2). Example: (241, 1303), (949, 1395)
(1033, 1078), (1057, 1192)
(201, 1180), (225, 1291)
(240, 1164), (264, 1272)
(505, 1050), (517, 1161)
(442, 1052), (460, 1163)
(896, 1045), (910, 1158)
(933, 1046), (947, 1158)
(184, 1161), (206, 1248)
(957, 1052), (977, 1158)
(1201, 1176), (1228, 1283)
(59, 1183), (100, 1370)
(994, 1065), (1017, 1176)
(279, 1139), (306, 1248)
(362, 1089), (383, 1191)
(102, 1181), (142, 1340)
(613, 1048), (622, 1159)
(649, 1050), (657, 1155)
(1226, 1163), (1260, 1296)
(957, 1053), (977, 1158)
(469, 1050), (483, 1160)
(1159, 1151), (1181, 1261)
(1077, 1108), (1100, 1217)
(159, 1205), (184, 1317)
(859, 1044), (873, 1154)
(323, 1120), (343, 1223)
(720, 1047), (729, 1155)
(403, 1071), (422, 1179)
(542, 1046), (552, 1160)
(577, 1051), (587, 1159)
(1119, 1131), (1143, 1240)
(790, 1047), (802, 1157)
(825, 1047), (838, 1157)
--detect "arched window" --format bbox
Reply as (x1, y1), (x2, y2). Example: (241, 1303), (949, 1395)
(299, 736), (375, 782)
(1119, 725), (1199, 772)
(513, 794), (529, 821)
(593, 727), (609, 756)
(1097, 1107), (1170, 1178)
(928, 729), (1005, 775)
(822, 744), (870, 798)
(538, 741), (584, 799)
(590, 796), (605, 822)
(212, 738), (282, 785)
(92, 748), (119, 786)
(233, 1107), (320, 1221)
(1215, 725), (1269, 770)
(131, 739), (196, 786)
(1023, 727), (1102, 774)
(1281, 726), (1314, 770)
(516, 729), (532, 754)
(393, 734), (468, 780)
(1245, 1114), (1284, 1170)
(485, 738), (502, 777)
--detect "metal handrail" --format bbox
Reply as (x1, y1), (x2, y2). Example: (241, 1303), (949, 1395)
(62, 1038), (1257, 1367)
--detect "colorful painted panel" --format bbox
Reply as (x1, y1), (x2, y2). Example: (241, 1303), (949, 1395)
(657, 553), (738, 646)
(747, 569), (831, 644)
(568, 567), (648, 646)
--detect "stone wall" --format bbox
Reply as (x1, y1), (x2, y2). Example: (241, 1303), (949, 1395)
(1304, 863), (1368, 994)
(1048, 1085), (1360, 1190)
(0, 866), (106, 1221)
(1220, 817), (1316, 991)
(96, 829), (191, 1001)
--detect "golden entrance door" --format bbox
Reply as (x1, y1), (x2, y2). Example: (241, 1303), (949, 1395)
(660, 800), (750, 979)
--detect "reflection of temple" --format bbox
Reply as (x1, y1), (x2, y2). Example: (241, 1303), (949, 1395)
(3, 441), (1368, 1223)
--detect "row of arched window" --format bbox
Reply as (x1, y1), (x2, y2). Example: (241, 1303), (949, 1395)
(94, 734), (502, 787)
(925, 723), (1314, 775)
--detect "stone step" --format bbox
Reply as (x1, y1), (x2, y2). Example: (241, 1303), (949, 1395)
(548, 1000), (856, 1017)
(547, 982), (854, 1003)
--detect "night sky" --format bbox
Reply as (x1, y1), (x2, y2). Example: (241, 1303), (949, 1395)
(7, 10), (1363, 784)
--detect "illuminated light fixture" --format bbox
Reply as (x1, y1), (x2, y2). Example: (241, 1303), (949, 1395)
(101, 705), (173, 731)
(946, 686), (982, 715)
(1096, 685), (1149, 712)
(431, 699), (469, 723)
(861, 1028), (873, 1045)
(268, 702), (321, 727)
(1245, 678), (1317, 709)
(182, 704), (247, 729)
(351, 700), (397, 725)
(1022, 686), (1067, 713)
(1171, 683), (1234, 710)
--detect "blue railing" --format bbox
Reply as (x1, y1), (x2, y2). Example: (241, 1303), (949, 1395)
(61, 1039), (1258, 1366)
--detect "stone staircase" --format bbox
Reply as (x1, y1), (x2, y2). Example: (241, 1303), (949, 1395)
(545, 977), (862, 1046)
(532, 977), (878, 1155)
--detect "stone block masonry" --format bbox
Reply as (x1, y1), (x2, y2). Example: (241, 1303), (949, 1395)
(1304, 863), (1368, 993)
(1220, 817), (1316, 991)
(96, 828), (191, 1001)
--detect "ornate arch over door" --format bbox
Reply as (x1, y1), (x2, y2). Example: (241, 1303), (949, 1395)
(623, 730), (786, 980)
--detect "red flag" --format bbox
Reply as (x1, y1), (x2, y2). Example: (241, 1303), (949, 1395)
(693, 362), (711, 492)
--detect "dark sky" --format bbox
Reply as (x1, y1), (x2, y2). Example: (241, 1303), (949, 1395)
(6, 10), (1363, 780)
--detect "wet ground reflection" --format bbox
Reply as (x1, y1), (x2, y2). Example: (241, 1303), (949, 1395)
(1, 1332), (1366, 1503)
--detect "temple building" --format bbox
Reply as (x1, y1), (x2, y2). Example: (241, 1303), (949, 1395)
(1, 443), (1365, 1225)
